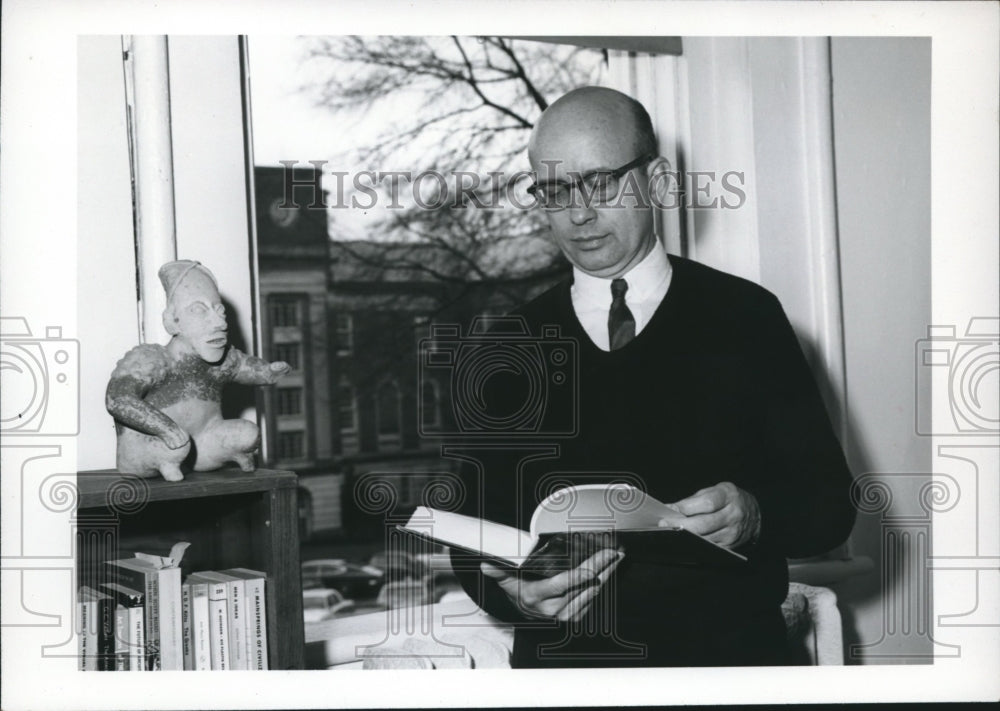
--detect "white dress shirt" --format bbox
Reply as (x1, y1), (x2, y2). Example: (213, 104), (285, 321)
(570, 240), (673, 351)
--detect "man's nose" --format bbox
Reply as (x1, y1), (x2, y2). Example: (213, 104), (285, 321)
(568, 200), (597, 225)
(211, 306), (227, 328)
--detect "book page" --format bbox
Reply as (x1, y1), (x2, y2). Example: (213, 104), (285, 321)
(530, 484), (683, 536)
(404, 507), (534, 563)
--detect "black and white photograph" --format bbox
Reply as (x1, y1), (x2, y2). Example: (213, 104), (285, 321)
(1, 1), (997, 708)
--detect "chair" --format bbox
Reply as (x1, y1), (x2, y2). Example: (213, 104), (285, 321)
(781, 582), (843, 665)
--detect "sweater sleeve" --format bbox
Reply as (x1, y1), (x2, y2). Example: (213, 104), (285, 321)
(748, 292), (856, 558)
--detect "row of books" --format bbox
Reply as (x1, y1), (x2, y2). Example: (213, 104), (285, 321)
(78, 551), (268, 671)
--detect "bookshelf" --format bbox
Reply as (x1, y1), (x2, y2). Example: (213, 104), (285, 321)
(75, 468), (304, 670)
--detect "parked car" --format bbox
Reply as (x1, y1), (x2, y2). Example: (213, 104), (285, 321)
(367, 550), (427, 582)
(302, 588), (348, 623)
(301, 558), (385, 600)
(327, 600), (388, 619)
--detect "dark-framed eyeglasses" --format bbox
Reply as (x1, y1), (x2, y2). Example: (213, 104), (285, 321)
(526, 153), (657, 211)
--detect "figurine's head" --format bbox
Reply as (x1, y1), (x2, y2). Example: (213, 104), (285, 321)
(159, 261), (228, 363)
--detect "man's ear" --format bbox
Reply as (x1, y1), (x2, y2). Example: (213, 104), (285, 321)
(645, 156), (674, 209)
(162, 305), (179, 336)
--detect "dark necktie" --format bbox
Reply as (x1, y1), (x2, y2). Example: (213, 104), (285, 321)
(608, 278), (636, 350)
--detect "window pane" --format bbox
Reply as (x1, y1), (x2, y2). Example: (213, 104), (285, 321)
(377, 381), (400, 435)
(335, 313), (353, 354)
(421, 380), (439, 427)
(277, 387), (303, 416)
(277, 430), (304, 459)
(274, 343), (301, 370)
(249, 34), (608, 591)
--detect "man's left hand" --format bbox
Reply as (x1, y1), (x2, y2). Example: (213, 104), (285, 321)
(662, 482), (761, 549)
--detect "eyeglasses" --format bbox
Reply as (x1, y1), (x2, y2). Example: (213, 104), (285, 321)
(526, 153), (656, 211)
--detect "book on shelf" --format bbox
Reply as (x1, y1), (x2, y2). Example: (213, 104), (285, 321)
(194, 571), (247, 670)
(113, 603), (129, 671)
(187, 573), (229, 670)
(181, 581), (192, 670)
(182, 577), (211, 671)
(106, 542), (189, 670)
(78, 586), (112, 671)
(102, 581), (145, 672)
(222, 568), (268, 670)
(398, 484), (748, 578)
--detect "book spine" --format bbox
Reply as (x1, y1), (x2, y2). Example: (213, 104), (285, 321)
(78, 592), (95, 671)
(109, 565), (159, 670)
(102, 584), (145, 608)
(244, 577), (268, 670)
(158, 568), (183, 671)
(97, 594), (115, 671)
(128, 605), (145, 672)
(207, 581), (229, 670)
(114, 605), (130, 671)
(191, 584), (211, 671)
(227, 580), (247, 670)
(181, 582), (192, 670)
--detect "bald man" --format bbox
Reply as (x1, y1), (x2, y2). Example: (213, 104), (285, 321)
(452, 87), (856, 667)
(107, 261), (290, 481)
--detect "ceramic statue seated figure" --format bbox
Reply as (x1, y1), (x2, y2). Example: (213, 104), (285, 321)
(106, 260), (290, 481)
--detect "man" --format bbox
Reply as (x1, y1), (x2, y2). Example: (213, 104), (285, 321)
(452, 87), (856, 667)
(106, 260), (290, 481)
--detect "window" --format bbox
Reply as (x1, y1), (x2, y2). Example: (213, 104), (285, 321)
(420, 379), (440, 429)
(276, 387), (303, 416)
(270, 297), (302, 328)
(413, 315), (431, 352)
(337, 376), (359, 455)
(277, 430), (305, 460)
(375, 379), (402, 448)
(335, 313), (354, 355)
(274, 343), (301, 371)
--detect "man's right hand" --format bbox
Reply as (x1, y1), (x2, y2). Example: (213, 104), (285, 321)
(480, 548), (623, 623)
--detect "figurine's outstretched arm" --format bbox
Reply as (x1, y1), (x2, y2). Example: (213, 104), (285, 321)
(105, 345), (190, 449)
(227, 348), (291, 386)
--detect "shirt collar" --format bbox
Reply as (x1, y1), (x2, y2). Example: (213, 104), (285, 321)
(571, 238), (671, 306)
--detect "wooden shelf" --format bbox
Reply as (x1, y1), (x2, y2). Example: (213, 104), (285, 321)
(76, 468), (304, 670)
(75, 468), (297, 509)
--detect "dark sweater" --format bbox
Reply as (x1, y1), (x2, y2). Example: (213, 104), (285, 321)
(453, 255), (856, 667)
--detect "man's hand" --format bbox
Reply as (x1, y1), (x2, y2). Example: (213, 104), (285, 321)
(481, 548), (623, 622)
(662, 482), (761, 549)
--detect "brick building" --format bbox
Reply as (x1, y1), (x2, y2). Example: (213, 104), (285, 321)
(254, 166), (567, 539)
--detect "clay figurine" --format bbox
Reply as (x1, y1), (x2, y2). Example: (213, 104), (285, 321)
(106, 260), (290, 481)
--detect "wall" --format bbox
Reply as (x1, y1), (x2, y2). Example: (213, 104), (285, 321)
(830, 37), (932, 663)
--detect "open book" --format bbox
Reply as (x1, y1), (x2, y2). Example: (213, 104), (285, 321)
(398, 484), (747, 578)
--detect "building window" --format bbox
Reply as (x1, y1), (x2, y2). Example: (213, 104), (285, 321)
(420, 379), (440, 429)
(335, 313), (354, 355)
(375, 379), (402, 448)
(337, 376), (359, 455)
(413, 314), (431, 352)
(274, 343), (301, 371)
(277, 430), (304, 460)
(270, 298), (302, 328)
(276, 387), (303, 416)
